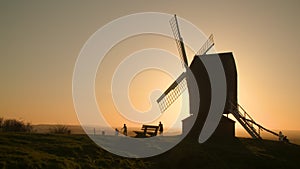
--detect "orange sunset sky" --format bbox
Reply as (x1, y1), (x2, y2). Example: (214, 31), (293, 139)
(1, 1), (300, 131)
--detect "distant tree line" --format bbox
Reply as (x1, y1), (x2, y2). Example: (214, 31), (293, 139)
(0, 117), (72, 134)
(0, 117), (32, 132)
(49, 125), (71, 134)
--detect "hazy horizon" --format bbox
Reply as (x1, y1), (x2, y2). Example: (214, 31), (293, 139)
(29, 123), (300, 145)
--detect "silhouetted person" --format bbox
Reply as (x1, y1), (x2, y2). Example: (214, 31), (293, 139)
(122, 124), (127, 136)
(283, 136), (289, 143)
(115, 128), (119, 136)
(159, 121), (163, 135)
(279, 131), (284, 141)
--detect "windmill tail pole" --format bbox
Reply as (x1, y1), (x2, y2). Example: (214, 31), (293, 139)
(245, 119), (279, 137)
(235, 102), (283, 138)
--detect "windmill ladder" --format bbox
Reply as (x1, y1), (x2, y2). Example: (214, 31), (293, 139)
(230, 103), (262, 139)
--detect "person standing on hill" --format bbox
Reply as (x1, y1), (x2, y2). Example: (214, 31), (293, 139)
(115, 128), (119, 136)
(158, 121), (163, 135)
(279, 131), (284, 141)
(122, 124), (127, 136)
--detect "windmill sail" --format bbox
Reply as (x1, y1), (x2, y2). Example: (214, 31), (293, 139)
(156, 15), (189, 113)
(157, 15), (215, 113)
(197, 34), (214, 56)
(157, 72), (187, 112)
(169, 14), (188, 67)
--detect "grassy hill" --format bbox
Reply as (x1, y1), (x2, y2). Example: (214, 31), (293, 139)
(0, 133), (300, 169)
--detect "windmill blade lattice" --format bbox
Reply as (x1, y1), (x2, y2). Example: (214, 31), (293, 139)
(196, 34), (214, 56)
(156, 72), (187, 112)
(169, 15), (188, 67)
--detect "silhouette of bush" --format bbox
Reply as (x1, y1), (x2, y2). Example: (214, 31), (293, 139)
(1, 118), (32, 132)
(49, 125), (71, 134)
(0, 117), (3, 131)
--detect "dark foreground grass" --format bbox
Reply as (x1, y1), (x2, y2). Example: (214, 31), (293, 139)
(0, 133), (300, 169)
(149, 137), (300, 169)
(0, 133), (148, 169)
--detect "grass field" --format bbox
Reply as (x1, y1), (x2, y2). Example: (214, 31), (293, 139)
(1, 132), (300, 169)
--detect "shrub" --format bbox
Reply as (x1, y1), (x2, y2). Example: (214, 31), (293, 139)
(0, 117), (3, 131)
(1, 118), (32, 132)
(49, 125), (71, 134)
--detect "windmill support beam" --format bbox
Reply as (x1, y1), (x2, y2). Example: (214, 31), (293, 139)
(179, 40), (188, 66)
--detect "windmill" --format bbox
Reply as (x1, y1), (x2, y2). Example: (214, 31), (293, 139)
(156, 14), (284, 142)
(156, 14), (214, 113)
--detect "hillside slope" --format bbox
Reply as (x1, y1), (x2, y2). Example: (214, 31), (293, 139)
(0, 133), (299, 169)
